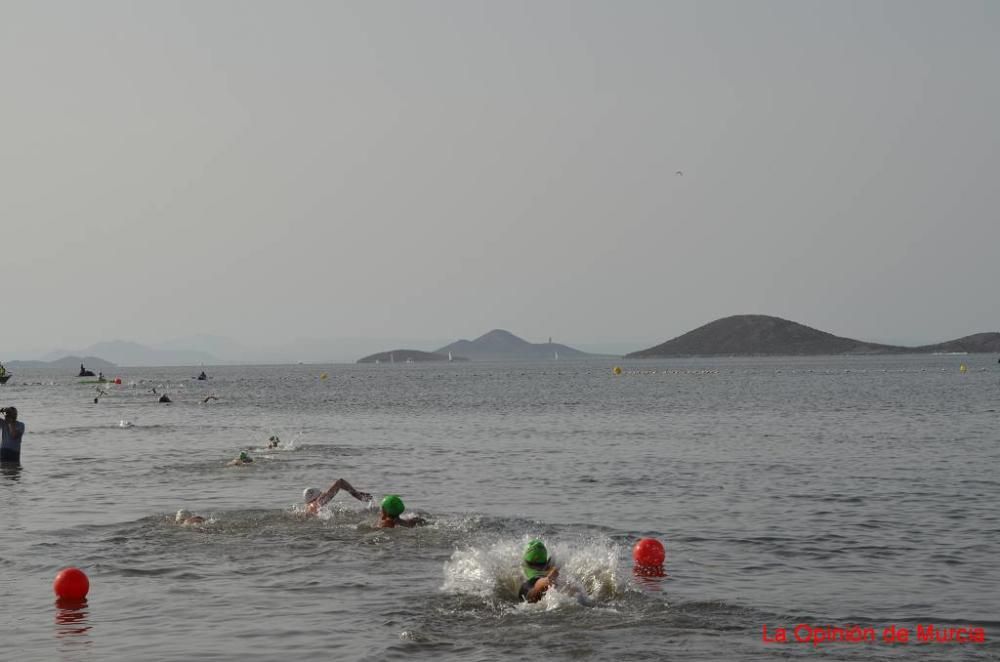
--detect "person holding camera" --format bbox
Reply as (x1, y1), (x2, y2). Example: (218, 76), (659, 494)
(0, 406), (25, 463)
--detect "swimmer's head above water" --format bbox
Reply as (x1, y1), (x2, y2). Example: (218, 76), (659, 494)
(522, 539), (553, 579)
(175, 509), (205, 525)
(377, 494), (427, 528)
(303, 487), (321, 504)
(380, 494), (405, 518)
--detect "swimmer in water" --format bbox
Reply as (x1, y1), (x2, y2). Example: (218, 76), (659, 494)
(302, 479), (372, 514)
(266, 435), (280, 449)
(158, 394), (171, 403)
(202, 395), (219, 404)
(227, 451), (253, 466)
(519, 539), (559, 603)
(175, 509), (205, 526)
(377, 494), (426, 528)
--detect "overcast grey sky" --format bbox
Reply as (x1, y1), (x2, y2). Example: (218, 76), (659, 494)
(2, 0), (998, 356)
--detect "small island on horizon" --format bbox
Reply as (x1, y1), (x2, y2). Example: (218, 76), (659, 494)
(357, 329), (597, 363)
(627, 315), (1000, 358)
(356, 350), (469, 364)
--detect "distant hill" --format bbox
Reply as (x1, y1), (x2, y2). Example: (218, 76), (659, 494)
(627, 315), (1000, 357)
(7, 355), (118, 371)
(436, 330), (591, 361)
(913, 333), (1000, 354)
(356, 349), (468, 364)
(627, 315), (903, 357)
(42, 340), (220, 367)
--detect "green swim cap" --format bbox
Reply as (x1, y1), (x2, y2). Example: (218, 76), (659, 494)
(523, 539), (548, 565)
(381, 494), (405, 517)
(522, 539), (551, 579)
(239, 451), (250, 461)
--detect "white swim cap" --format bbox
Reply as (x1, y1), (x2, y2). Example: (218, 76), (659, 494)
(175, 509), (191, 523)
(303, 487), (321, 503)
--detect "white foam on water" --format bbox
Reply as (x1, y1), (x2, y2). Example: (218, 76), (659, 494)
(442, 536), (626, 605)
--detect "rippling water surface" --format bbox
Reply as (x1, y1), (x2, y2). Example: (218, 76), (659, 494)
(2, 356), (998, 660)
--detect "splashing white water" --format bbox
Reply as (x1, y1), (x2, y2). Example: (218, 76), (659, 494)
(442, 536), (625, 604)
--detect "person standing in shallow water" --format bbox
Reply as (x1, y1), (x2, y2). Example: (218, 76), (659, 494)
(0, 407), (25, 463)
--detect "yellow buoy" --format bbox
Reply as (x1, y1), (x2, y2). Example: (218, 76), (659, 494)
(613, 366), (622, 375)
(320, 372), (328, 380)
(959, 363), (967, 374)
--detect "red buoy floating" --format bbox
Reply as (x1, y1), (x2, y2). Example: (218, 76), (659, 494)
(633, 537), (666, 567)
(114, 377), (122, 385)
(53, 567), (90, 601)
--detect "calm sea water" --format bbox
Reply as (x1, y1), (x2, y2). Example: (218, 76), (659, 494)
(1, 356), (998, 661)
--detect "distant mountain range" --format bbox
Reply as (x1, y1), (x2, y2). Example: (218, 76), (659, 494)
(42, 340), (219, 367)
(9, 317), (998, 368)
(30, 335), (458, 365)
(627, 315), (1000, 358)
(356, 350), (469, 364)
(7, 355), (118, 372)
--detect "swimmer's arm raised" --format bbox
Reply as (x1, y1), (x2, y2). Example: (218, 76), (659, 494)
(319, 478), (372, 505)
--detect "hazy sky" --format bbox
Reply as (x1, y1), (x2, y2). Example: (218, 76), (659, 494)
(3, 0), (998, 356)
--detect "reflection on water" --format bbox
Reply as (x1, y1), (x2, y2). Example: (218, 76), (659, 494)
(55, 598), (92, 640)
(0, 462), (21, 481)
(631, 568), (668, 593)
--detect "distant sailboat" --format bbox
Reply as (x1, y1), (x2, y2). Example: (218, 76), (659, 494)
(390, 353), (395, 364)
(554, 351), (559, 360)
(448, 351), (453, 362)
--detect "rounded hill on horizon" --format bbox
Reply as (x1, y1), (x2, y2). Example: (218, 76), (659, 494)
(627, 315), (908, 358)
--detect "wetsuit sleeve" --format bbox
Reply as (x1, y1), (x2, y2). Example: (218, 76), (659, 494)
(518, 577), (540, 601)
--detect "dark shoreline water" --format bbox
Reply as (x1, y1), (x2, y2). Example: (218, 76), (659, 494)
(1, 355), (998, 660)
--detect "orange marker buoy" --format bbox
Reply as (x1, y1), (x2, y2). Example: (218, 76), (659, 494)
(633, 537), (665, 567)
(53, 567), (90, 601)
